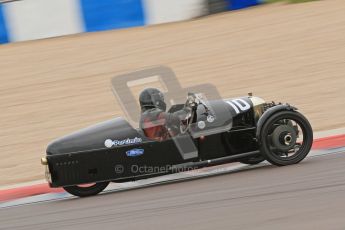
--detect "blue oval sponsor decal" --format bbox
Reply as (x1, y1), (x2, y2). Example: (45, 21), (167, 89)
(126, 148), (144, 157)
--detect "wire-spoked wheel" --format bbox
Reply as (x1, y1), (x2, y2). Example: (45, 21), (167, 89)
(259, 110), (313, 166)
(63, 182), (110, 197)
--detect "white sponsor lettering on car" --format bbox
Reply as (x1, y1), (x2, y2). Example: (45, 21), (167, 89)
(104, 137), (142, 148)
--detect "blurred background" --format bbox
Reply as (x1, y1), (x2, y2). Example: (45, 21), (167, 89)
(1, 0), (345, 186)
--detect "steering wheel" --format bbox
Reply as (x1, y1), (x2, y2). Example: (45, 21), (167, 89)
(180, 95), (198, 134)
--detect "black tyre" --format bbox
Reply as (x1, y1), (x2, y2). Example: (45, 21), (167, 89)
(259, 110), (313, 166)
(239, 154), (265, 165)
(63, 182), (109, 197)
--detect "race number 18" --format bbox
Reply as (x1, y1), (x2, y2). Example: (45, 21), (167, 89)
(226, 99), (250, 114)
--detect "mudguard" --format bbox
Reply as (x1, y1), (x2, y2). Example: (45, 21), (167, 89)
(256, 104), (297, 143)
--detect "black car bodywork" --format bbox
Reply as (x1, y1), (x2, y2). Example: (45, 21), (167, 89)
(42, 94), (313, 197)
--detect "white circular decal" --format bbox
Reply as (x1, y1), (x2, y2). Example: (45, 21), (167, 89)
(198, 121), (206, 129)
(104, 139), (114, 148)
(207, 115), (215, 123)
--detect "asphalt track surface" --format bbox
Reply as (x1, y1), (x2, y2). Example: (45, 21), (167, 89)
(1, 152), (345, 230)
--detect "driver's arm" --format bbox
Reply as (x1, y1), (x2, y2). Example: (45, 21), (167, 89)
(172, 98), (198, 120)
(164, 100), (197, 133)
(172, 107), (192, 120)
(162, 111), (182, 135)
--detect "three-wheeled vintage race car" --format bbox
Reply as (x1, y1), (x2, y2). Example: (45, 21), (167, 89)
(41, 92), (313, 197)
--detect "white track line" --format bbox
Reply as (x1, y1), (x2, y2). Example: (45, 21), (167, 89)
(313, 127), (345, 139)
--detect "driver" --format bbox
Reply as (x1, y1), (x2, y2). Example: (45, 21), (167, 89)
(139, 88), (196, 141)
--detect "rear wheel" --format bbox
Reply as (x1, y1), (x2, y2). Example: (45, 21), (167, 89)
(63, 182), (109, 197)
(259, 110), (313, 166)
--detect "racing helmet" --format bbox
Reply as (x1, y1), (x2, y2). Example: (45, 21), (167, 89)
(139, 88), (166, 112)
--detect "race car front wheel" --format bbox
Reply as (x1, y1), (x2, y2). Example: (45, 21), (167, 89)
(259, 110), (313, 166)
(63, 182), (110, 197)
